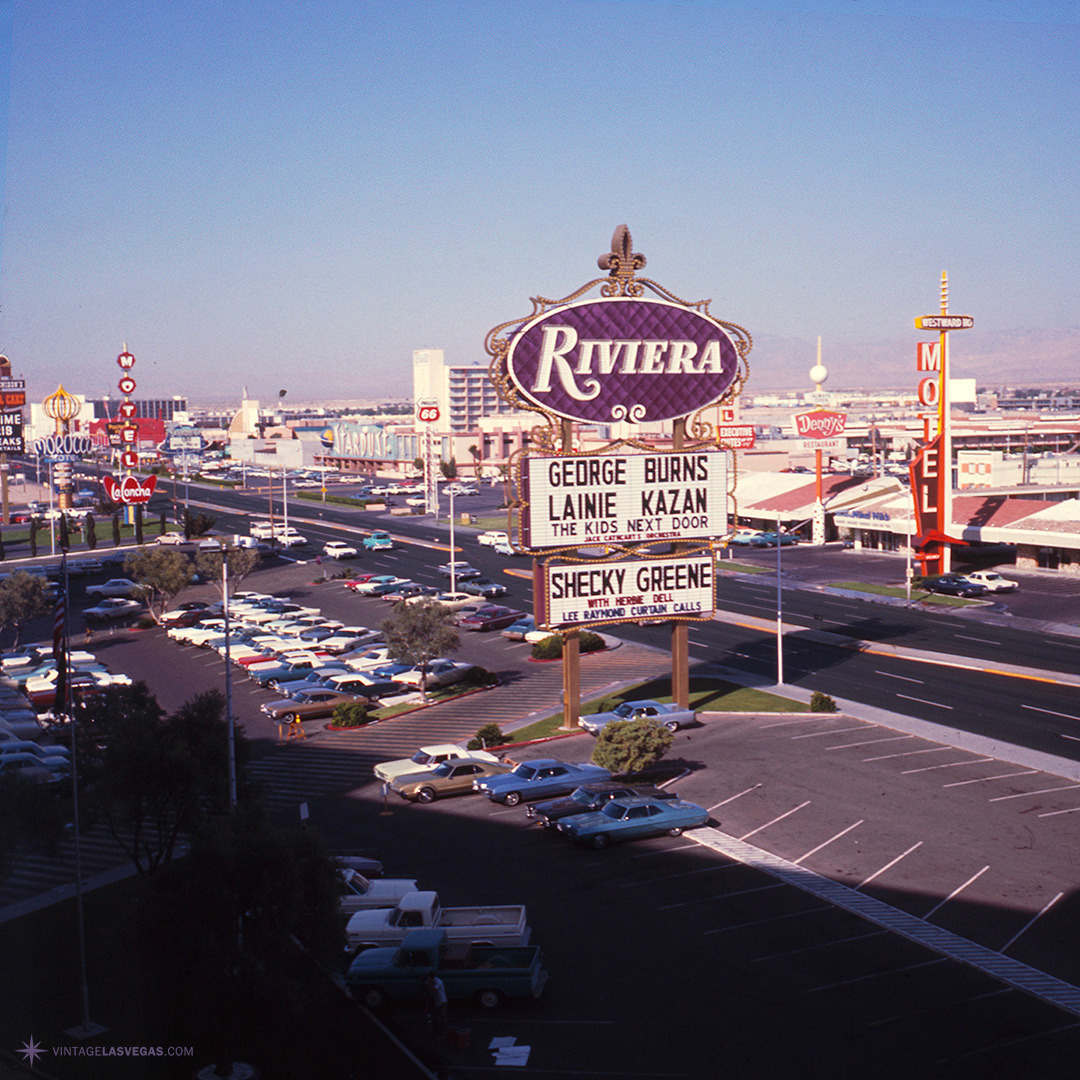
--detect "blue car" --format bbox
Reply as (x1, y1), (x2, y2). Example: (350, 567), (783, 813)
(557, 795), (710, 849)
(472, 758), (611, 806)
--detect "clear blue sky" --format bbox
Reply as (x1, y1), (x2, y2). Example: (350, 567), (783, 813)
(1, 1), (1076, 403)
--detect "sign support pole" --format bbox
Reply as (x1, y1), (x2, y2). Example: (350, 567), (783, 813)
(671, 418), (690, 708)
(560, 418), (580, 731)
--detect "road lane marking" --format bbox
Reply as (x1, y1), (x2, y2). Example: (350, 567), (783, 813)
(1022, 703), (1080, 722)
(739, 800), (811, 842)
(923, 865), (990, 919)
(794, 820), (864, 865)
(806, 957), (947, 992)
(706, 905), (834, 934)
(752, 930), (887, 962)
(875, 671), (923, 683)
(1001, 892), (1064, 954)
(856, 842), (923, 890)
(660, 882), (784, 911)
(896, 693), (954, 710)
(954, 635), (999, 644)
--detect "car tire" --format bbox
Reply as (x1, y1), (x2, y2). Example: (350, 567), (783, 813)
(503, 791), (521, 807)
(667, 827), (684, 837)
(416, 786), (437, 804)
(590, 833), (610, 849)
(359, 985), (387, 1010)
(665, 721), (679, 733)
(476, 988), (503, 1010)
(283, 712), (298, 724)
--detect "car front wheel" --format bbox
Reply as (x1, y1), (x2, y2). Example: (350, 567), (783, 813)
(667, 827), (684, 837)
(416, 787), (437, 804)
(665, 721), (679, 732)
(503, 791), (521, 807)
(476, 988), (503, 1010)
(589, 833), (610, 849)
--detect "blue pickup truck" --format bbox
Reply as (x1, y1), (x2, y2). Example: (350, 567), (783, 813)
(346, 928), (549, 1011)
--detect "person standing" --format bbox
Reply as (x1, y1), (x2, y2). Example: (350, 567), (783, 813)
(422, 971), (448, 1043)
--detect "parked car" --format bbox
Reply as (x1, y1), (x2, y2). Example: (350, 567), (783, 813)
(429, 592), (476, 612)
(390, 758), (512, 803)
(726, 529), (763, 545)
(922, 573), (987, 598)
(473, 759), (612, 806)
(363, 532), (395, 551)
(323, 541), (358, 559)
(579, 699), (697, 735)
(527, 782), (678, 826)
(381, 584), (439, 603)
(557, 795), (710, 848)
(457, 605), (525, 632)
(85, 578), (141, 600)
(459, 577), (509, 598)
(394, 659), (476, 690)
(82, 598), (145, 623)
(259, 689), (370, 723)
(374, 743), (499, 783)
(963, 570), (1019, 593)
(501, 616), (537, 641)
(352, 576), (411, 596)
(436, 562), (482, 580)
(749, 532), (799, 547)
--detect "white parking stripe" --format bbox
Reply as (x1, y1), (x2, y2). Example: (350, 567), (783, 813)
(943, 769), (1038, 788)
(989, 784), (1080, 802)
(794, 820), (863, 865)
(739, 801), (811, 842)
(707, 784), (760, 812)
(1001, 892), (1064, 953)
(923, 866), (990, 919)
(856, 842), (923, 890)
(900, 757), (994, 775)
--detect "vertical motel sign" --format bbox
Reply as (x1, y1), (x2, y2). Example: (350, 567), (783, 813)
(910, 277), (973, 575)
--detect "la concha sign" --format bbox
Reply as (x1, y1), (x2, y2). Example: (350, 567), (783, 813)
(506, 297), (740, 424)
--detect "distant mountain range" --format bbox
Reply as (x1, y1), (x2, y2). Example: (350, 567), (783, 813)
(746, 327), (1080, 392)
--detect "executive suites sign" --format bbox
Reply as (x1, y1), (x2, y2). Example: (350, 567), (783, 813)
(536, 553), (715, 629)
(520, 450), (728, 549)
(505, 297), (741, 424)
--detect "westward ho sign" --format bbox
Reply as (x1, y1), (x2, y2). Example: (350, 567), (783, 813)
(520, 449), (728, 549)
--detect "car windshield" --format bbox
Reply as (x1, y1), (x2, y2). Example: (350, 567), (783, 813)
(614, 703), (635, 717)
(512, 764), (536, 780)
(600, 802), (631, 820)
(411, 752), (434, 765)
(431, 763), (454, 777)
(570, 788), (595, 806)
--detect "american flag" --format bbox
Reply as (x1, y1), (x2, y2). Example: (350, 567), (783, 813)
(52, 569), (67, 714)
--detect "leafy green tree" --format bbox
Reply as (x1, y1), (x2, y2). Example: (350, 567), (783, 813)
(379, 598), (459, 699)
(439, 458), (457, 479)
(79, 685), (253, 876)
(195, 546), (260, 602)
(29, 517), (37, 557)
(134, 504), (144, 545)
(590, 717), (674, 775)
(85, 512), (97, 550)
(0, 570), (53, 647)
(183, 508), (216, 539)
(111, 511), (121, 546)
(0, 528), (5, 561)
(0, 771), (66, 885)
(123, 546), (194, 622)
(141, 806), (346, 1075)
(58, 512), (70, 552)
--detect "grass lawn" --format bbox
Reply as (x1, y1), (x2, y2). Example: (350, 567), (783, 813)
(829, 580), (983, 607)
(507, 675), (807, 743)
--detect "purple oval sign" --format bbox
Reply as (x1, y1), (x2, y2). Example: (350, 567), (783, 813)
(506, 297), (739, 424)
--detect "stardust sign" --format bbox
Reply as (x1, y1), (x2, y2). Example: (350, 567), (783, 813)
(521, 450), (728, 549)
(537, 553), (714, 629)
(506, 297), (740, 424)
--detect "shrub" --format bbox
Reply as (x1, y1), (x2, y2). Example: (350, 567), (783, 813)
(332, 701), (372, 728)
(135, 615), (157, 630)
(467, 722), (510, 751)
(530, 635), (563, 660)
(810, 691), (838, 713)
(579, 631), (606, 653)
(590, 718), (674, 775)
(462, 665), (497, 687)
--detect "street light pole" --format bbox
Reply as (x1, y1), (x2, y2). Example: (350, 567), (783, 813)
(221, 544), (237, 809)
(775, 512), (784, 686)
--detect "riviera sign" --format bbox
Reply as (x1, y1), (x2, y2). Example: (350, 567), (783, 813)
(506, 297), (740, 424)
(520, 450), (728, 549)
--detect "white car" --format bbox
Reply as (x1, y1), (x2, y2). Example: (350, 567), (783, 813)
(85, 578), (141, 600)
(428, 592), (476, 611)
(477, 530), (510, 547)
(323, 541), (358, 559)
(374, 743), (499, 783)
(154, 532), (187, 545)
(83, 598), (144, 622)
(274, 530), (308, 548)
(394, 659), (475, 690)
(963, 571), (1019, 593)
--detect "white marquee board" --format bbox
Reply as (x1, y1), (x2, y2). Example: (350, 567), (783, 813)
(521, 450), (728, 549)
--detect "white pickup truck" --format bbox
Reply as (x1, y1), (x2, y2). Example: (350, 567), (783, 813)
(345, 891), (531, 952)
(338, 868), (420, 914)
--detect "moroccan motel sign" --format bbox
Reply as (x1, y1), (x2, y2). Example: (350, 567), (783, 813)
(520, 449), (728, 549)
